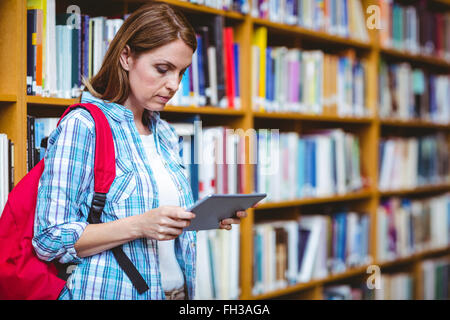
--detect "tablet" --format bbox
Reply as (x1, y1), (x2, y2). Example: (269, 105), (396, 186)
(184, 193), (267, 231)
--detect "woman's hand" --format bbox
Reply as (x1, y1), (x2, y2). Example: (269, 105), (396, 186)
(137, 206), (195, 241)
(219, 210), (248, 230)
(219, 202), (260, 230)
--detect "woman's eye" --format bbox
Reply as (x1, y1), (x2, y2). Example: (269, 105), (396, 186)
(156, 66), (168, 74)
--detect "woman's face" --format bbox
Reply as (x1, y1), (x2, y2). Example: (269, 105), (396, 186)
(121, 39), (193, 112)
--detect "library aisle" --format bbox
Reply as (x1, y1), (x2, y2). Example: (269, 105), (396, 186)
(0, 0), (449, 300)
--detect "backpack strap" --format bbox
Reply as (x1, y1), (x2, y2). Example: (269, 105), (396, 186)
(58, 103), (149, 295)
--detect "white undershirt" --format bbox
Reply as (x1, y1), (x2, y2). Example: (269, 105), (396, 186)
(140, 133), (184, 292)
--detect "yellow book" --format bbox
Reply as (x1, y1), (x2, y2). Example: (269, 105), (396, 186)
(27, 0), (46, 93)
(252, 27), (267, 112)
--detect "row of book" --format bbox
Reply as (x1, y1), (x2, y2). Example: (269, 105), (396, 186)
(378, 60), (450, 123)
(194, 227), (241, 300)
(378, 134), (450, 191)
(171, 119), (248, 202)
(255, 129), (364, 203)
(26, 0), (124, 97)
(26, 1), (242, 110)
(252, 27), (369, 116)
(377, 194), (450, 262)
(421, 257), (450, 300)
(26, 116), (59, 172)
(169, 23), (242, 109)
(250, 0), (369, 42)
(379, 0), (450, 60)
(325, 273), (415, 300)
(324, 257), (450, 300)
(252, 212), (371, 295)
(0, 134), (14, 215)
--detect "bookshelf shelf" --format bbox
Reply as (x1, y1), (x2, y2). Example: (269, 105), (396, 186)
(163, 105), (246, 116)
(253, 111), (374, 124)
(250, 246), (450, 300)
(379, 118), (450, 130)
(380, 47), (450, 69)
(251, 17), (373, 50)
(378, 183), (450, 197)
(377, 246), (450, 269)
(0, 94), (17, 102)
(250, 264), (370, 300)
(152, 0), (246, 20)
(254, 189), (374, 210)
(26, 95), (78, 106)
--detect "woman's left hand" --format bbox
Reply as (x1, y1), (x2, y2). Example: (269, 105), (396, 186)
(219, 210), (248, 230)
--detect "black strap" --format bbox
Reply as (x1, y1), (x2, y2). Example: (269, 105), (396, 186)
(88, 193), (149, 295)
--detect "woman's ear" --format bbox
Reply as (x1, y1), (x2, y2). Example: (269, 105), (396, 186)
(119, 45), (132, 71)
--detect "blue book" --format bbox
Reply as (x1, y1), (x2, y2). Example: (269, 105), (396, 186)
(310, 139), (317, 195)
(181, 65), (191, 105)
(266, 47), (272, 107)
(303, 139), (311, 196)
(196, 34), (206, 105)
(297, 138), (305, 198)
(233, 43), (240, 107)
(343, 0), (348, 37)
(337, 212), (347, 265)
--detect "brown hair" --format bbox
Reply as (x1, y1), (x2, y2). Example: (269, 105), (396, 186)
(82, 1), (197, 105)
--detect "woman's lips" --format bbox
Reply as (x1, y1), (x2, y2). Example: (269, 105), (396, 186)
(156, 95), (170, 103)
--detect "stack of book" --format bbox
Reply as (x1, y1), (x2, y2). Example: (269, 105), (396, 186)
(379, 0), (450, 59)
(377, 194), (450, 262)
(0, 133), (14, 215)
(420, 257), (450, 300)
(251, 0), (369, 42)
(252, 212), (371, 295)
(378, 134), (450, 191)
(378, 60), (450, 123)
(255, 129), (364, 203)
(252, 27), (369, 116)
(195, 227), (241, 300)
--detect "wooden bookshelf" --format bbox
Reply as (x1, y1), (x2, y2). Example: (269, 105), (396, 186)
(254, 189), (374, 210)
(253, 111), (374, 124)
(1, 0), (449, 301)
(251, 17), (372, 51)
(0, 94), (17, 102)
(378, 183), (450, 197)
(379, 118), (450, 130)
(380, 47), (450, 69)
(26, 95), (78, 106)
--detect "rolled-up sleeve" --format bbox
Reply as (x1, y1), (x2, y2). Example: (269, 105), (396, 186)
(32, 110), (95, 264)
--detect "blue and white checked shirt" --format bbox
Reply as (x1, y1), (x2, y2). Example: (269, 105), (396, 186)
(32, 91), (196, 300)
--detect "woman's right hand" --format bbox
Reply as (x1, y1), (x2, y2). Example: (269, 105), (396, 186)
(136, 206), (195, 241)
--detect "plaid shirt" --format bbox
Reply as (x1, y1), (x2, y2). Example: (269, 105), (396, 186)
(32, 91), (196, 300)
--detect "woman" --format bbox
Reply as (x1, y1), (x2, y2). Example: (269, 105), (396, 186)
(32, 2), (247, 300)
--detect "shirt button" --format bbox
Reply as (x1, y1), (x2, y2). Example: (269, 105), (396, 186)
(191, 243), (196, 248)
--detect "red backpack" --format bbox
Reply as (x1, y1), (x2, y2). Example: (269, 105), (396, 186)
(0, 103), (148, 299)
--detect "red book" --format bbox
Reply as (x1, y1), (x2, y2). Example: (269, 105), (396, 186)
(223, 27), (235, 109)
